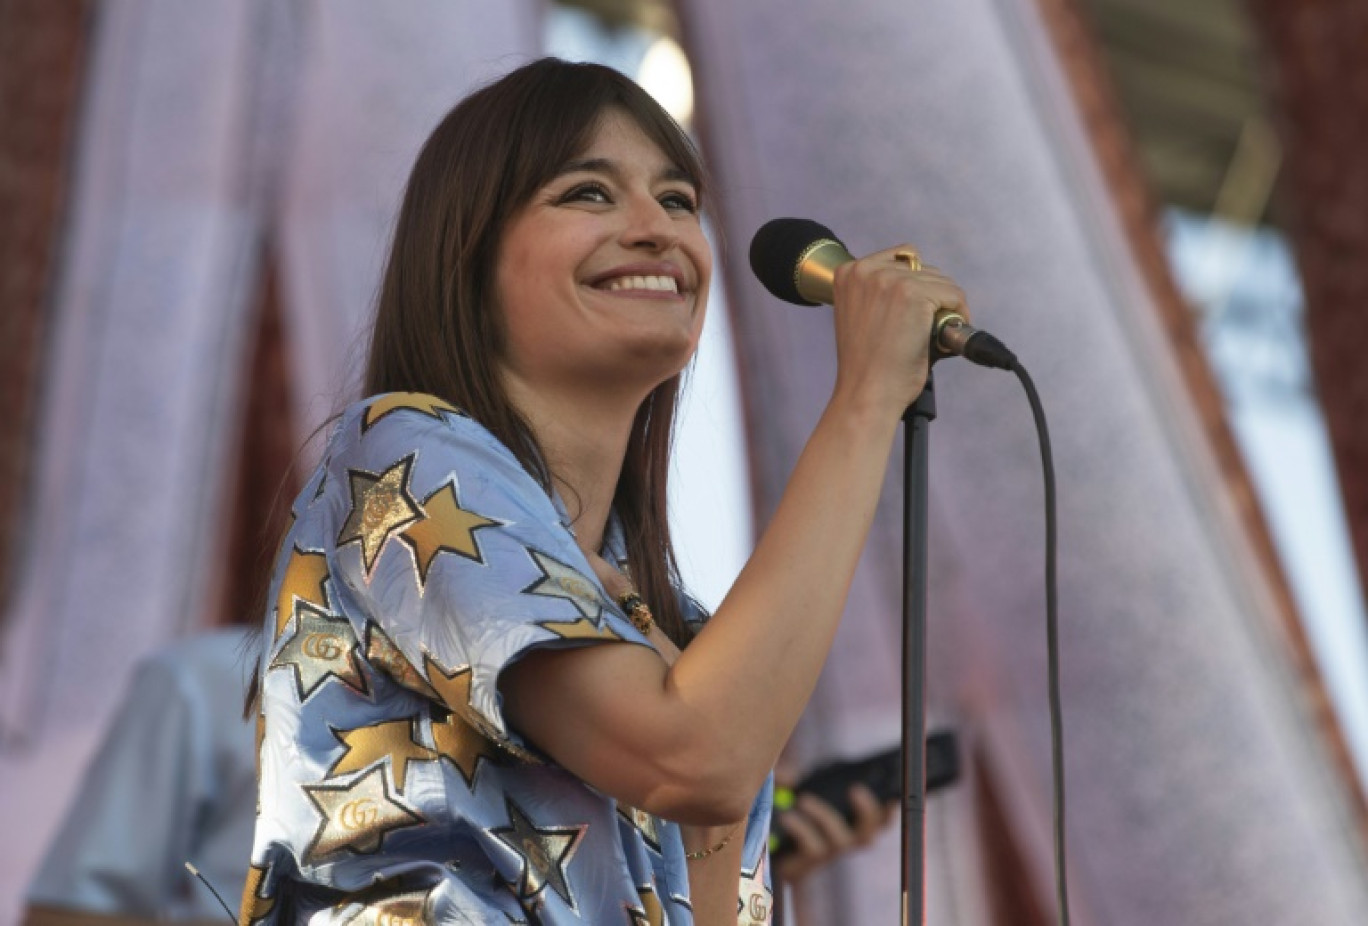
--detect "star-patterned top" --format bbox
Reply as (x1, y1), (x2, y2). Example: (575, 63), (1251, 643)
(243, 393), (773, 925)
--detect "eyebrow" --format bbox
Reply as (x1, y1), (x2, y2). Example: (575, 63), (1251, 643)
(556, 157), (696, 187)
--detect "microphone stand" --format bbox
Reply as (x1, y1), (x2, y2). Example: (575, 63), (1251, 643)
(900, 372), (935, 926)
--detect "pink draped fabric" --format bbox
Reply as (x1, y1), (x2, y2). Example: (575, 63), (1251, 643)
(682, 0), (1368, 922)
(0, 5), (539, 920)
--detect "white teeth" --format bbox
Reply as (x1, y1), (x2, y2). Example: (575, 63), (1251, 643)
(604, 275), (679, 294)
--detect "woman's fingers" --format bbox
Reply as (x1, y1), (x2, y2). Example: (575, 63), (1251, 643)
(794, 792), (858, 852)
(828, 244), (972, 412)
(846, 784), (889, 846)
(773, 806), (826, 882)
(773, 794), (850, 882)
(837, 247), (971, 326)
(855, 246), (971, 321)
(773, 784), (898, 883)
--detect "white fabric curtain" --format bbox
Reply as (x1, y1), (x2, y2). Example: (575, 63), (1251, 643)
(0, 2), (539, 916)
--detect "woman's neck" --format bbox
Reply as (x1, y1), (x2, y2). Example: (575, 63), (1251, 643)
(503, 376), (643, 556)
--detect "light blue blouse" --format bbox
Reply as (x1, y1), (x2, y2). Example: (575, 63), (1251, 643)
(244, 393), (773, 924)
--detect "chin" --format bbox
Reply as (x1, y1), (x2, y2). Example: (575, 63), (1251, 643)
(642, 332), (698, 373)
(602, 336), (696, 393)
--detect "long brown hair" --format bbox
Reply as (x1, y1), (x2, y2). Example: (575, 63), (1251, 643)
(366, 58), (707, 647)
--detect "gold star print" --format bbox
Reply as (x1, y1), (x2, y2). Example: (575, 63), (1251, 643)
(398, 481), (500, 588)
(627, 886), (665, 926)
(327, 717), (437, 792)
(303, 765), (424, 862)
(424, 658), (499, 738)
(336, 888), (432, 925)
(521, 550), (607, 621)
(737, 851), (774, 926)
(269, 603), (368, 702)
(239, 862), (275, 924)
(365, 622), (440, 700)
(492, 797), (586, 912)
(422, 656), (539, 764)
(539, 618), (624, 642)
(362, 392), (462, 432)
(431, 706), (501, 790)
(337, 455), (422, 578)
(618, 805), (662, 855)
(422, 657), (478, 723)
(274, 545), (331, 639)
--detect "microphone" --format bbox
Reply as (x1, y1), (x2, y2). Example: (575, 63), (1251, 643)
(748, 217), (1016, 370)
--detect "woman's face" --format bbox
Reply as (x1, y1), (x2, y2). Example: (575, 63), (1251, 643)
(494, 108), (711, 403)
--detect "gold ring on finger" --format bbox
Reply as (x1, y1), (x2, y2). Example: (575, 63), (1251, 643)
(893, 249), (922, 271)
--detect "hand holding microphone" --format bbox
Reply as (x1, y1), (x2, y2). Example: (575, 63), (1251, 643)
(749, 219), (1017, 386)
(751, 222), (1070, 926)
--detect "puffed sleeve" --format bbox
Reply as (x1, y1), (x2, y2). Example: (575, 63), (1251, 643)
(312, 394), (651, 758)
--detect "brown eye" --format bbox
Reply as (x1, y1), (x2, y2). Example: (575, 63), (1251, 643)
(560, 183), (611, 205)
(659, 191), (697, 214)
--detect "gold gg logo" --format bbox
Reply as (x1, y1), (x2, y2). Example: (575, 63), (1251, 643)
(377, 914), (418, 926)
(302, 633), (345, 660)
(558, 576), (594, 599)
(748, 893), (771, 920)
(339, 798), (379, 830)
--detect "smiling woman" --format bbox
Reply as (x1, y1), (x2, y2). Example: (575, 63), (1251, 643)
(364, 59), (706, 651)
(243, 57), (966, 925)
(495, 108), (711, 437)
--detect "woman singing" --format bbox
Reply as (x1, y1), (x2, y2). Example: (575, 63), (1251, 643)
(243, 57), (967, 925)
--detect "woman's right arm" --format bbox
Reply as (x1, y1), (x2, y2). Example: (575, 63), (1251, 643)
(501, 250), (970, 823)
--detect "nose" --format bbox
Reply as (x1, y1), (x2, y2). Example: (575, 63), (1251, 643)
(620, 192), (679, 252)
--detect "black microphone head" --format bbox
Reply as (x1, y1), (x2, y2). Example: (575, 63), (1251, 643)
(749, 217), (845, 307)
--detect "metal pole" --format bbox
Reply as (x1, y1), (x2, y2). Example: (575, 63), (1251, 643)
(901, 374), (935, 925)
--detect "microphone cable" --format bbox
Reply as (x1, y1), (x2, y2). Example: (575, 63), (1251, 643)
(185, 861), (238, 924)
(1009, 360), (1071, 926)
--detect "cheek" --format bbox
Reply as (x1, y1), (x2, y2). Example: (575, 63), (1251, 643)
(495, 240), (553, 336)
(495, 240), (534, 313)
(691, 246), (714, 331)
(687, 227), (714, 288)
(496, 295), (548, 371)
(496, 228), (578, 319)
(494, 273), (584, 379)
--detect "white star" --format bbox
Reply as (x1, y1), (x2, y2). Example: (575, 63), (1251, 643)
(521, 549), (607, 621)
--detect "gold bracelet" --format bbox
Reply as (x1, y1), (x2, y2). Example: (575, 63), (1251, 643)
(684, 824), (739, 861)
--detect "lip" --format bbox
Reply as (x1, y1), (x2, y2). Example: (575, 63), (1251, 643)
(585, 262), (691, 296)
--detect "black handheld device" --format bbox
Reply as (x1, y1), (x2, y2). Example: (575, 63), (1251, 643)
(769, 730), (959, 859)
